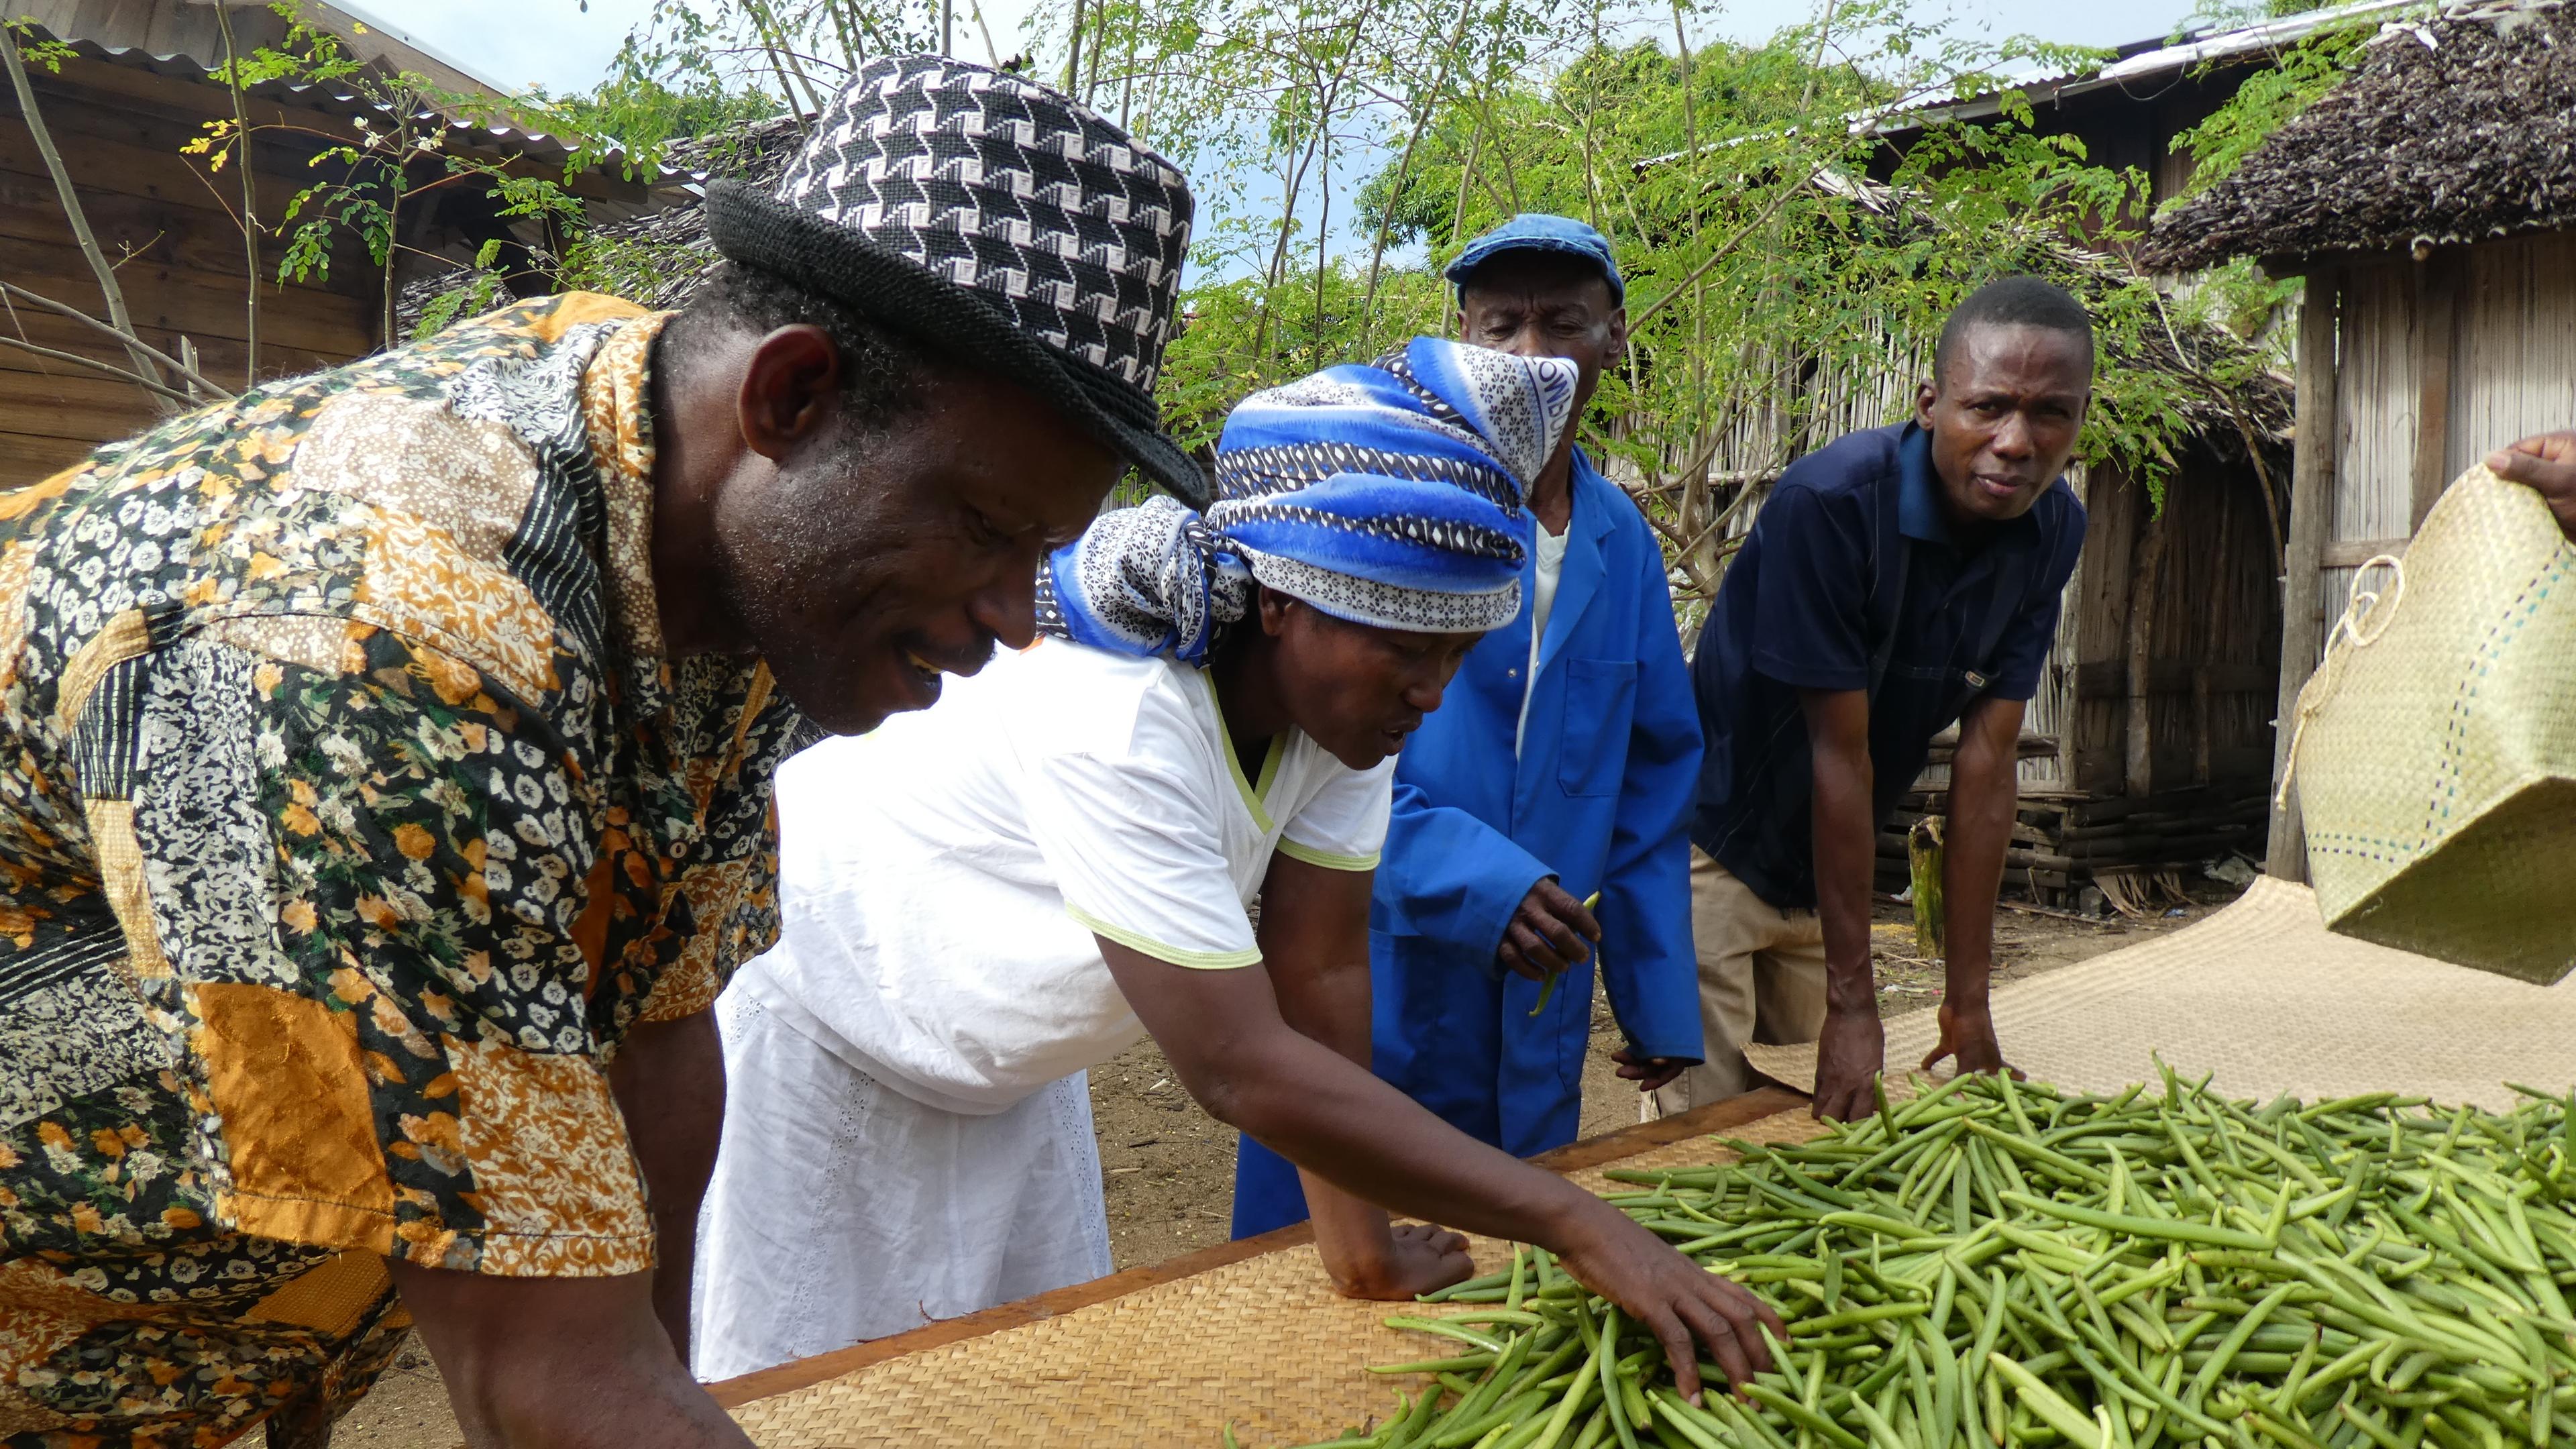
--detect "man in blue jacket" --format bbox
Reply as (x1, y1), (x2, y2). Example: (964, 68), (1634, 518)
(1233, 215), (1705, 1237)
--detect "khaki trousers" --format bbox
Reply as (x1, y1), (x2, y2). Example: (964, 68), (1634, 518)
(1651, 849), (1831, 1114)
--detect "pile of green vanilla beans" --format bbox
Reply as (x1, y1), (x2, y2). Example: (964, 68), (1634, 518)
(1243, 1069), (2576, 1449)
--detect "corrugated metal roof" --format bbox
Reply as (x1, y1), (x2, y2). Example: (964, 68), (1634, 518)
(15, 3), (684, 192)
(1870, 0), (2430, 134)
(1635, 0), (2432, 170)
(17, 0), (504, 105)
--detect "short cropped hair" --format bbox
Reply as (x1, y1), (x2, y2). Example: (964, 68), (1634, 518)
(1933, 276), (2095, 388)
(661, 262), (938, 437)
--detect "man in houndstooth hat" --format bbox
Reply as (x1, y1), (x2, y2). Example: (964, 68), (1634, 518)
(0, 56), (1191, 1449)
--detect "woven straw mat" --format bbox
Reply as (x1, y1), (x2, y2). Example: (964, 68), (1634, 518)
(728, 1108), (1831, 1448)
(1745, 875), (2576, 1112)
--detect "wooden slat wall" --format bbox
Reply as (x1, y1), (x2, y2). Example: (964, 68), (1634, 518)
(2141, 446), (2282, 793)
(2016, 460), (2086, 792)
(2454, 235), (2576, 478)
(2312, 237), (2576, 673)
(2063, 449), (2280, 799)
(2317, 260), (2419, 664)
(1, 52), (378, 484)
(2070, 458), (2139, 794)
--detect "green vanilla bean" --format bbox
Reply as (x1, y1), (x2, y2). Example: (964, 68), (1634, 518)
(1252, 1073), (2576, 1449)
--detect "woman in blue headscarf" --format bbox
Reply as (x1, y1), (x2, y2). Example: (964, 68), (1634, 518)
(692, 339), (1780, 1394)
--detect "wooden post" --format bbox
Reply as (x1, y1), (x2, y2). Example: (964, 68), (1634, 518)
(2123, 506), (2167, 799)
(2410, 248), (2461, 529)
(2266, 271), (2341, 879)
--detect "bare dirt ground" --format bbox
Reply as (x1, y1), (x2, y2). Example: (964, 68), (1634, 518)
(329, 884), (2238, 1448)
(1089, 886), (2237, 1269)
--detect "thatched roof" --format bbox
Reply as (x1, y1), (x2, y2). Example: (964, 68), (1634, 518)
(393, 115), (802, 336)
(580, 116), (809, 308)
(1810, 172), (2296, 443)
(2144, 1), (2576, 271)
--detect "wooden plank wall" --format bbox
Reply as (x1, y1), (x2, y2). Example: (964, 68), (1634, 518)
(2063, 449), (2279, 798)
(2316, 260), (2419, 667)
(2453, 235), (2576, 478)
(2315, 237), (2576, 673)
(2070, 458), (2139, 794)
(2016, 460), (2085, 793)
(1, 54), (378, 484)
(2139, 445), (2282, 792)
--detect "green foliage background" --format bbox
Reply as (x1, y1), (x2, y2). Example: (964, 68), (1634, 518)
(38, 0), (2394, 599)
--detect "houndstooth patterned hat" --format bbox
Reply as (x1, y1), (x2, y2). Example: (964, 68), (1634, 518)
(707, 55), (1202, 502)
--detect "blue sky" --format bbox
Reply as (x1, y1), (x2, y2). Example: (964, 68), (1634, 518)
(357, 0), (2215, 100)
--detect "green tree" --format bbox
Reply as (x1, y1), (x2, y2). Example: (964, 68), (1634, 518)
(1087, 0), (2275, 610)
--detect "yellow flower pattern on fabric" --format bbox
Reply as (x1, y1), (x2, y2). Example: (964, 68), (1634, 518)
(0, 296), (810, 1447)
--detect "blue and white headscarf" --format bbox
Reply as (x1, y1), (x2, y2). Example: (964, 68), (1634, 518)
(1036, 337), (1579, 663)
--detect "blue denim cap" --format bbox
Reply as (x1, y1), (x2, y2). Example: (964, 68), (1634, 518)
(1444, 213), (1625, 307)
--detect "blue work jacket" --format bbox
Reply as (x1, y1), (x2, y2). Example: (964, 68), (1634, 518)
(1231, 455), (1705, 1238)
(1366, 452), (1705, 1159)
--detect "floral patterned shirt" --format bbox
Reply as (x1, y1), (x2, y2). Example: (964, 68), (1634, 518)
(0, 294), (808, 1447)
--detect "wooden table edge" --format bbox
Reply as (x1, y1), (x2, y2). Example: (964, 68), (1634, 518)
(710, 1085), (1810, 1409)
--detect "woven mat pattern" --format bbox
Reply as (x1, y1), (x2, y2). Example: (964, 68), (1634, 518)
(729, 1110), (1831, 1448)
(1744, 876), (2576, 1111)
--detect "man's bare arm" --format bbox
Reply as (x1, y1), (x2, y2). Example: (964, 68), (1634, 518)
(389, 1262), (752, 1448)
(1923, 694), (2023, 1077)
(1255, 852), (1473, 1299)
(1799, 686), (1884, 1122)
(608, 1008), (727, 1362)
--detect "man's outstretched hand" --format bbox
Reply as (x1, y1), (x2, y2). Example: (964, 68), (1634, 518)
(2488, 431), (2576, 543)
(1611, 1046), (1687, 1093)
(1809, 1004), (1885, 1122)
(1918, 1000), (2021, 1081)
(1498, 878), (1599, 983)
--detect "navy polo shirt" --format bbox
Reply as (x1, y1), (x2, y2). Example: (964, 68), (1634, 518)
(1690, 422), (2086, 910)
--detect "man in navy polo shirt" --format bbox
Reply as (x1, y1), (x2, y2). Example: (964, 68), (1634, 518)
(1656, 276), (2092, 1123)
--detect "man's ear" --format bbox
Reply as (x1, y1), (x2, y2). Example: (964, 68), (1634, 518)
(1913, 378), (1939, 431)
(1605, 306), (1630, 365)
(737, 324), (843, 462)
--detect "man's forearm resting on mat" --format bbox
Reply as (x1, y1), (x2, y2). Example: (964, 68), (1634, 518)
(390, 1260), (754, 1449)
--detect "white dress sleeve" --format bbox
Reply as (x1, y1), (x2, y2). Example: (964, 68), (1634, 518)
(1019, 710), (1263, 971)
(1277, 756), (1395, 872)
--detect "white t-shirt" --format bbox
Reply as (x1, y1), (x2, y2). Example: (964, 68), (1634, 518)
(732, 638), (1395, 1116)
(1516, 515), (1572, 754)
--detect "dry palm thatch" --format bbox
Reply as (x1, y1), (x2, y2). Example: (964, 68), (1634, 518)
(2143, 1), (2576, 272)
(395, 115), (806, 335)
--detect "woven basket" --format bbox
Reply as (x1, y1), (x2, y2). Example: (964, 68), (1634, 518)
(2290, 464), (2576, 984)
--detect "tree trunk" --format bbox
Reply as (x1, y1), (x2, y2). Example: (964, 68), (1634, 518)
(1, 31), (171, 408)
